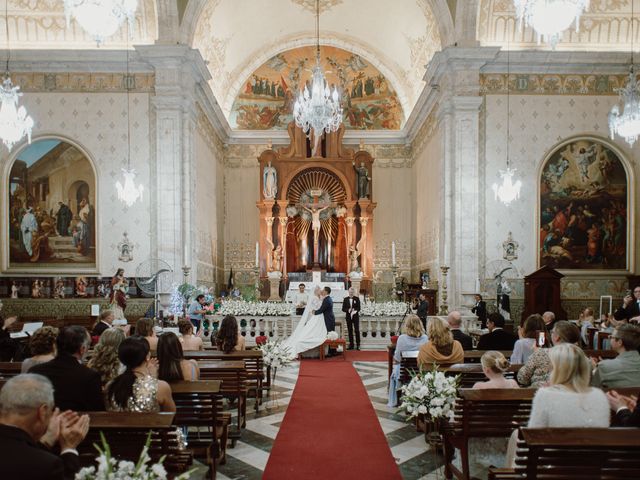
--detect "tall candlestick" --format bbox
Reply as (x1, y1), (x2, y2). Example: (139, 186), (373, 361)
(391, 241), (396, 267)
(255, 242), (259, 268)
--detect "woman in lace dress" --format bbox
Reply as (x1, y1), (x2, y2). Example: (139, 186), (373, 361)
(283, 287), (327, 355)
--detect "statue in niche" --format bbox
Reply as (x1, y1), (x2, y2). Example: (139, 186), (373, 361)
(53, 278), (65, 299)
(270, 245), (283, 272)
(11, 281), (18, 299)
(353, 160), (371, 199)
(263, 161), (278, 199)
(349, 245), (361, 272)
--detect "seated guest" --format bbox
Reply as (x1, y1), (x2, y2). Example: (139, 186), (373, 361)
(387, 315), (428, 407)
(157, 332), (199, 382)
(91, 310), (114, 338)
(606, 390), (639, 427)
(511, 314), (547, 364)
(477, 312), (517, 351)
(135, 317), (158, 352)
(107, 336), (175, 412)
(215, 315), (246, 353)
(0, 314), (18, 361)
(542, 311), (556, 333)
(87, 328), (126, 387)
(591, 324), (640, 389)
(613, 285), (640, 322)
(0, 374), (90, 480)
(417, 317), (464, 369)
(518, 320), (580, 388)
(578, 307), (596, 346)
(30, 326), (104, 411)
(446, 311), (473, 350)
(21, 326), (58, 373)
(178, 319), (203, 351)
(473, 351), (519, 389)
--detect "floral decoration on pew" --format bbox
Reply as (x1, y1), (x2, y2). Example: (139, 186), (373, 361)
(76, 432), (195, 480)
(216, 300), (295, 317)
(399, 366), (459, 422)
(258, 339), (296, 369)
(360, 300), (408, 317)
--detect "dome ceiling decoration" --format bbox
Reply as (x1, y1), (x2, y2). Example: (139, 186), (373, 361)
(230, 45), (403, 130)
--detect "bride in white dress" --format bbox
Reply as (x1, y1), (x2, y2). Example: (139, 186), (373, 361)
(284, 286), (327, 355)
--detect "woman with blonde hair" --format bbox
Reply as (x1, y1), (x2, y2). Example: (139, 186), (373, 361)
(88, 328), (126, 386)
(473, 351), (519, 389)
(21, 326), (58, 372)
(417, 317), (464, 368)
(387, 315), (428, 407)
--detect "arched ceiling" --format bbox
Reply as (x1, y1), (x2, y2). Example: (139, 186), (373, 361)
(4, 0), (158, 48)
(191, 0), (442, 125)
(478, 0), (640, 50)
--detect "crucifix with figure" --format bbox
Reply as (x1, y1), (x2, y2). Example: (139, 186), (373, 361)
(298, 189), (336, 266)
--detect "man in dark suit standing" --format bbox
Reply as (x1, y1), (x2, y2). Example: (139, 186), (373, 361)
(416, 292), (429, 329)
(31, 326), (104, 411)
(614, 286), (640, 322)
(471, 294), (488, 329)
(314, 287), (336, 357)
(342, 287), (361, 350)
(0, 373), (90, 480)
(477, 312), (517, 351)
(447, 311), (473, 350)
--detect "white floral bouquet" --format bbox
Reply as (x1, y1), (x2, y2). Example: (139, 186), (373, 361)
(258, 339), (296, 369)
(399, 367), (459, 422)
(76, 432), (194, 480)
(217, 300), (294, 317)
(360, 300), (408, 317)
(326, 331), (339, 341)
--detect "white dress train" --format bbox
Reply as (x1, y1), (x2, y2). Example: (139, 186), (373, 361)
(283, 295), (327, 355)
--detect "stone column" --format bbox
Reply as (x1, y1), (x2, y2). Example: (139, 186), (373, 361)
(265, 216), (274, 270)
(359, 216), (369, 276)
(345, 216), (355, 273)
(267, 271), (282, 301)
(279, 216), (288, 275)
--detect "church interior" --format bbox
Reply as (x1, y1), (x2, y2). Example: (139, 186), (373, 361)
(0, 1), (640, 479)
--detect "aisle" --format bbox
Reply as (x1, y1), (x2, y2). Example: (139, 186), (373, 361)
(263, 359), (403, 480)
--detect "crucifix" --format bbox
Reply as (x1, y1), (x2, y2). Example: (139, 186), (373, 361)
(298, 189), (336, 266)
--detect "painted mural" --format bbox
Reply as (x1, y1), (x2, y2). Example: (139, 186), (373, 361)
(8, 139), (97, 271)
(539, 138), (628, 271)
(230, 45), (403, 130)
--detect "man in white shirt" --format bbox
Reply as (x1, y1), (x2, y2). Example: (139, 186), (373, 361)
(293, 283), (308, 315)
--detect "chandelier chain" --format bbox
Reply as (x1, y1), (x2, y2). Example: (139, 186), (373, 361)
(4, 0), (9, 74)
(315, 0), (320, 57)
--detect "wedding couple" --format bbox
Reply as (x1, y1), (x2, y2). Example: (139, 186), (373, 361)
(284, 286), (337, 357)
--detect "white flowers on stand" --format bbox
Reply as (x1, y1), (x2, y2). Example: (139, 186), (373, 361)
(399, 368), (459, 422)
(360, 300), (407, 317)
(258, 339), (296, 369)
(217, 300), (294, 317)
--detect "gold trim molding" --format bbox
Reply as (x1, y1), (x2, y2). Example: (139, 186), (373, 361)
(9, 72), (155, 93)
(480, 73), (628, 96)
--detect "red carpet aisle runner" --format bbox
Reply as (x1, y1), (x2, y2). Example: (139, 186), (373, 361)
(263, 360), (402, 480)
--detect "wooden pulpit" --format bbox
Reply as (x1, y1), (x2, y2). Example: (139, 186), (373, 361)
(521, 265), (568, 324)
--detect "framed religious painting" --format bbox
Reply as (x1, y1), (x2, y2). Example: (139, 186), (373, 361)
(3, 137), (98, 273)
(538, 136), (632, 272)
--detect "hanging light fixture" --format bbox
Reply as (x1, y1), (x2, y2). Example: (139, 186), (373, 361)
(64, 0), (137, 45)
(493, 35), (522, 206)
(0, 1), (33, 150)
(513, 0), (590, 47)
(609, 1), (640, 147)
(293, 0), (342, 156)
(115, 25), (143, 207)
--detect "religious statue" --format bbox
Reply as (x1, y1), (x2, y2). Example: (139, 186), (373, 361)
(301, 204), (331, 255)
(118, 232), (134, 262)
(270, 245), (283, 272)
(335, 204), (347, 218)
(263, 161), (278, 199)
(496, 276), (512, 321)
(11, 281), (18, 299)
(31, 280), (41, 298)
(353, 160), (371, 199)
(75, 277), (88, 297)
(349, 245), (361, 272)
(53, 278), (65, 299)
(110, 268), (128, 320)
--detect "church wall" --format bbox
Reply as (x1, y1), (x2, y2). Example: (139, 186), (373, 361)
(1, 91), (151, 277)
(483, 93), (639, 318)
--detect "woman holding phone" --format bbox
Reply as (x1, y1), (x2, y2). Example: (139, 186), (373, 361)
(511, 314), (549, 364)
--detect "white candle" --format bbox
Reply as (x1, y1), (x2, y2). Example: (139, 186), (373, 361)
(391, 241), (396, 267)
(255, 241), (259, 268)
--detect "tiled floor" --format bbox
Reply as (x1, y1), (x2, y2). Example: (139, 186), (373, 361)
(214, 360), (443, 480)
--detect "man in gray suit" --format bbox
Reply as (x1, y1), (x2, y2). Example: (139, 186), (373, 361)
(591, 324), (640, 389)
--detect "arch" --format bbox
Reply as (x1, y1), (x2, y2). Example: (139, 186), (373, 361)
(3, 134), (100, 273)
(536, 134), (634, 273)
(426, 0), (456, 47)
(279, 162), (354, 204)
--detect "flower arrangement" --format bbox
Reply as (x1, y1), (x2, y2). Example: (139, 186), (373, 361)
(399, 367), (459, 422)
(76, 432), (194, 480)
(217, 300), (294, 317)
(360, 300), (408, 317)
(326, 331), (339, 341)
(258, 339), (296, 369)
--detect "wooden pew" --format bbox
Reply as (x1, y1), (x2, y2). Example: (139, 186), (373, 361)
(443, 388), (536, 480)
(185, 350), (264, 411)
(171, 380), (225, 480)
(489, 427), (640, 480)
(79, 412), (192, 476)
(0, 362), (22, 378)
(197, 360), (247, 445)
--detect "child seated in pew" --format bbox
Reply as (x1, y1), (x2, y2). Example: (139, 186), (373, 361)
(473, 351), (519, 389)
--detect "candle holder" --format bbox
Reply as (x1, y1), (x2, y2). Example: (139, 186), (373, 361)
(253, 266), (261, 301)
(439, 265), (450, 315)
(390, 264), (399, 299)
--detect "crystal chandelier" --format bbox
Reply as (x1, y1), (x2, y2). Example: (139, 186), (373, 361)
(609, 67), (640, 147)
(493, 168), (523, 205)
(64, 0), (137, 44)
(0, 76), (34, 150)
(115, 167), (144, 206)
(514, 0), (590, 46)
(293, 0), (342, 155)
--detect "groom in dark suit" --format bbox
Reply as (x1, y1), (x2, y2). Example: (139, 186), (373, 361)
(313, 287), (336, 357)
(342, 287), (361, 350)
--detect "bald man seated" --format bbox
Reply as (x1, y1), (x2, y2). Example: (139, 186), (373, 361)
(447, 311), (473, 351)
